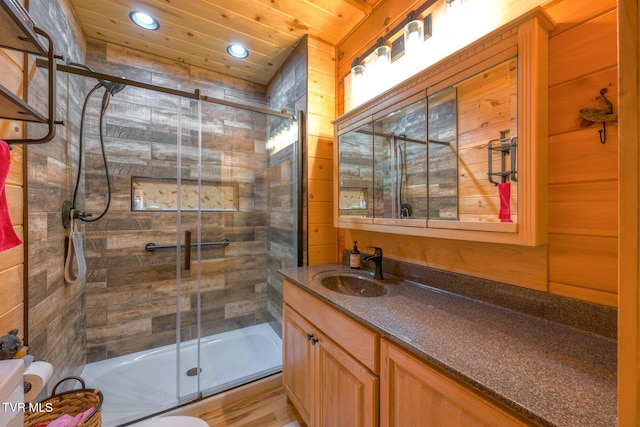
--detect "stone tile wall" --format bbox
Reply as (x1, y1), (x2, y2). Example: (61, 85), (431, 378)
(26, 0), (88, 390)
(82, 38), (303, 361)
(24, 0), (306, 373)
(265, 38), (308, 335)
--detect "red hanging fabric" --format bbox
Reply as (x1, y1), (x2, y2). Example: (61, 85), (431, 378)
(498, 182), (513, 223)
(0, 141), (23, 252)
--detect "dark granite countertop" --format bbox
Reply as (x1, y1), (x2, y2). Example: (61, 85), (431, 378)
(279, 264), (617, 427)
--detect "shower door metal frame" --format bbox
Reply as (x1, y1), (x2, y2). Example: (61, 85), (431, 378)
(296, 110), (305, 267)
(50, 62), (296, 120)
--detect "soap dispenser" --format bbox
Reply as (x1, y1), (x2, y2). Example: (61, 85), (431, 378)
(350, 241), (361, 269)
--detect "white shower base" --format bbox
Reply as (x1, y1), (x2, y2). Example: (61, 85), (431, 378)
(81, 323), (282, 426)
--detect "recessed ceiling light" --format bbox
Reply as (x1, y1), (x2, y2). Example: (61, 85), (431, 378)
(129, 11), (159, 30)
(226, 44), (249, 59)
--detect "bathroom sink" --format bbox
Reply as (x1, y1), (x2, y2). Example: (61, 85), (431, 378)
(320, 274), (387, 297)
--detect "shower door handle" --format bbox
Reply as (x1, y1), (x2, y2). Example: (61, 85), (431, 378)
(184, 230), (191, 270)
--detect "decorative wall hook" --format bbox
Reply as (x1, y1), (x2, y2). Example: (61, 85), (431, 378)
(579, 88), (617, 144)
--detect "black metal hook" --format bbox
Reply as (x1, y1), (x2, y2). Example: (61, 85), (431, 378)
(598, 88), (612, 144)
(579, 88), (617, 145)
(598, 123), (607, 144)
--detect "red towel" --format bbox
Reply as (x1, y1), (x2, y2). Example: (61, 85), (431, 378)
(0, 141), (22, 252)
(498, 182), (513, 223)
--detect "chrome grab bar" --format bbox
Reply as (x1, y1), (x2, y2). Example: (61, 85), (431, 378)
(145, 238), (230, 252)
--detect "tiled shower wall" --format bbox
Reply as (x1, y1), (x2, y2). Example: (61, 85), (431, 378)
(265, 38), (308, 334)
(26, 0), (88, 388)
(82, 39), (300, 361)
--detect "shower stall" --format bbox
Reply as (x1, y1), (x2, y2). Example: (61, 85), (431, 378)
(68, 66), (302, 426)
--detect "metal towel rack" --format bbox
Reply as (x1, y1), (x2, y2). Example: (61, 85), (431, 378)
(145, 239), (230, 252)
(487, 130), (517, 185)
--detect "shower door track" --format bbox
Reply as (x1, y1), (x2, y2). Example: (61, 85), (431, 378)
(36, 60), (297, 120)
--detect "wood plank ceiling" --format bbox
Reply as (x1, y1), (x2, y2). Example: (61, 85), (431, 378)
(68, 0), (381, 85)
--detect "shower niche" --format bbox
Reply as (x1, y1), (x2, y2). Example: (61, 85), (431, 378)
(131, 177), (238, 212)
(333, 9), (554, 246)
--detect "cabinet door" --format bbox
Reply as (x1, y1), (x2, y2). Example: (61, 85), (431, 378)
(283, 304), (313, 425)
(380, 339), (528, 427)
(315, 333), (378, 427)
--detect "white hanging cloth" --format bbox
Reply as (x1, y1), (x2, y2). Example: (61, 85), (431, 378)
(64, 212), (86, 284)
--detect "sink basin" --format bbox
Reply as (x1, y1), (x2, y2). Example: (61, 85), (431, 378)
(320, 274), (387, 297)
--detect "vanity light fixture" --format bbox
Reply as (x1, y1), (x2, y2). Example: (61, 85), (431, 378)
(374, 38), (391, 67)
(351, 57), (366, 80)
(345, 0), (434, 108)
(350, 57), (367, 105)
(129, 11), (159, 31)
(404, 11), (424, 57)
(372, 38), (392, 92)
(226, 43), (249, 59)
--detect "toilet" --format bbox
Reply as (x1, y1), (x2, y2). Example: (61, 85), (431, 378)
(130, 415), (209, 426)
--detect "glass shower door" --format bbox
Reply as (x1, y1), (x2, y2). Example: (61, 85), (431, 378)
(175, 96), (204, 405)
(80, 87), (203, 425)
(177, 101), (298, 402)
(80, 76), (299, 426)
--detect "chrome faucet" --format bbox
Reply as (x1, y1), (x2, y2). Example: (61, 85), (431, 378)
(362, 247), (383, 280)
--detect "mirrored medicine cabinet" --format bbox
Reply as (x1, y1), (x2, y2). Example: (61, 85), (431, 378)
(333, 9), (555, 246)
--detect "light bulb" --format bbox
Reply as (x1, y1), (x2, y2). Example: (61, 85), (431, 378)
(351, 60), (367, 106)
(374, 44), (391, 67)
(404, 19), (424, 57)
(129, 11), (159, 30)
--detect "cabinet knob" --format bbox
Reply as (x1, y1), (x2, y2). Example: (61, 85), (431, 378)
(310, 337), (319, 345)
(306, 333), (314, 341)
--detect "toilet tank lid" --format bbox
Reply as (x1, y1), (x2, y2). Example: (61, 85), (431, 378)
(0, 360), (24, 401)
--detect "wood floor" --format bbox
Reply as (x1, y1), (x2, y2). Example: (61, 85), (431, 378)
(197, 387), (306, 427)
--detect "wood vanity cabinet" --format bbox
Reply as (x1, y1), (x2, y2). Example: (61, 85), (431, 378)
(283, 280), (533, 426)
(282, 304), (313, 423)
(380, 339), (530, 427)
(282, 279), (379, 426)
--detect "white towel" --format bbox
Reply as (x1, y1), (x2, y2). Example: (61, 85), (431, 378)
(64, 216), (86, 283)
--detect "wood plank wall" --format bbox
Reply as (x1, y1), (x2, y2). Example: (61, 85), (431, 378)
(0, 44), (25, 338)
(335, 0), (618, 306)
(456, 58), (518, 223)
(307, 37), (337, 265)
(544, 0), (618, 306)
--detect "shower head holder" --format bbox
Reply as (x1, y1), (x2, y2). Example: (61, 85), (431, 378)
(66, 60), (127, 95)
(62, 200), (72, 229)
(62, 200), (92, 228)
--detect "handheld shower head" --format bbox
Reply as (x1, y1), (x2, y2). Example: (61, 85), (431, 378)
(100, 78), (127, 95)
(99, 77), (127, 114)
(68, 61), (127, 95)
(71, 59), (125, 225)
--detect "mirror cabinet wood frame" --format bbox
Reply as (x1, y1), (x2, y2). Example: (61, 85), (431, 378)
(333, 8), (555, 246)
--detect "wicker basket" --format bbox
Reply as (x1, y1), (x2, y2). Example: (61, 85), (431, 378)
(24, 376), (103, 427)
